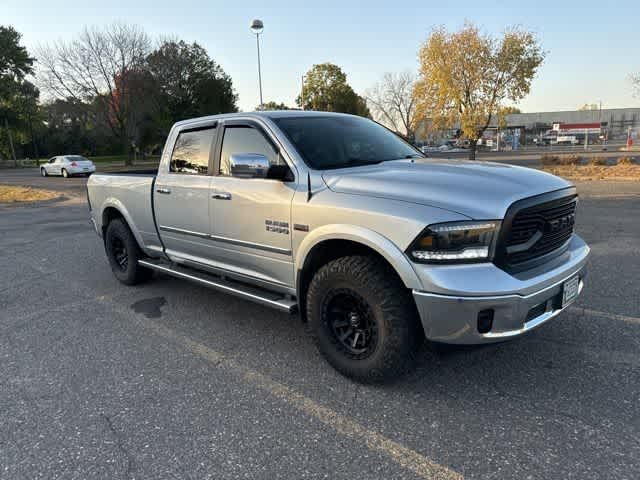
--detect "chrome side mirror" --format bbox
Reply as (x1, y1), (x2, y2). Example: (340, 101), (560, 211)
(230, 153), (270, 179)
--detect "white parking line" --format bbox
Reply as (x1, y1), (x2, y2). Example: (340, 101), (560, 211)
(138, 315), (463, 480)
(569, 306), (640, 325)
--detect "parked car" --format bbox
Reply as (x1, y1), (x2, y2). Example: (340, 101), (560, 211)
(41, 155), (96, 178)
(87, 111), (589, 382)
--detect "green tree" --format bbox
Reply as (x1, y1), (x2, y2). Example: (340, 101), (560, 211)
(414, 22), (544, 160)
(0, 25), (36, 163)
(147, 40), (238, 134)
(297, 63), (370, 117)
(0, 26), (34, 87)
(256, 101), (290, 111)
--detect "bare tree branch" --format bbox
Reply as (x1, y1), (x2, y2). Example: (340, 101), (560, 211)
(365, 71), (417, 141)
(36, 22), (150, 164)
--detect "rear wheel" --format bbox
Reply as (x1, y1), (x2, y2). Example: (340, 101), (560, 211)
(41, 168), (47, 177)
(105, 218), (152, 285)
(61, 168), (69, 178)
(306, 255), (423, 383)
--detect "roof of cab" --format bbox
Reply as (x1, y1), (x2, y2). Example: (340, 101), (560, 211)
(172, 110), (356, 128)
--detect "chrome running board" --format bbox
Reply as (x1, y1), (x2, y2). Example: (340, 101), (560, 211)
(139, 259), (297, 313)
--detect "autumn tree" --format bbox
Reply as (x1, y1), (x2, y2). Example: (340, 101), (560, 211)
(297, 63), (370, 117)
(366, 71), (417, 142)
(414, 23), (544, 160)
(38, 23), (151, 164)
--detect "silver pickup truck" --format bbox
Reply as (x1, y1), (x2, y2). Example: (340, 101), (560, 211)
(88, 111), (589, 382)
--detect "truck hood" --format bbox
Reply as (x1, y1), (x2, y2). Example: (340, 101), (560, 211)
(321, 158), (572, 219)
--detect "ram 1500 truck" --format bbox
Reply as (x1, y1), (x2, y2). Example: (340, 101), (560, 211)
(87, 111), (589, 382)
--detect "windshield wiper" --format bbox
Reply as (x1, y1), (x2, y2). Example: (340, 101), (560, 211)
(319, 159), (383, 170)
(346, 158), (384, 166)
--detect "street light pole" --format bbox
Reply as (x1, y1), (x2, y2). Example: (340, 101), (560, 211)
(250, 19), (264, 108)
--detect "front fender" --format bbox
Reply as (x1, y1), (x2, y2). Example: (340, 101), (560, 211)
(295, 224), (423, 290)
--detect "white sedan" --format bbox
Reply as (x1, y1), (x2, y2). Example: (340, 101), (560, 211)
(41, 155), (96, 178)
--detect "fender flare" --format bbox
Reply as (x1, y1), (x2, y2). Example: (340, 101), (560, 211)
(295, 224), (423, 291)
(99, 198), (146, 250)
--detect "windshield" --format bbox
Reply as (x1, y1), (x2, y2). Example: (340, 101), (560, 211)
(273, 115), (423, 170)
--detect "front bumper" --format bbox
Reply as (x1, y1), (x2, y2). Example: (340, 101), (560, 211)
(412, 234), (589, 344)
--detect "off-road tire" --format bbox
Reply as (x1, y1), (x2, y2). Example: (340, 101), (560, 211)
(105, 218), (152, 285)
(306, 255), (423, 383)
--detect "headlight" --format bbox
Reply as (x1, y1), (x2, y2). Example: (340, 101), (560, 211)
(407, 221), (500, 263)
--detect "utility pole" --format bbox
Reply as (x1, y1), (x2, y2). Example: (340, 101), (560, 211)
(250, 20), (264, 108)
(301, 75), (305, 110)
(584, 127), (588, 151)
(599, 99), (602, 123)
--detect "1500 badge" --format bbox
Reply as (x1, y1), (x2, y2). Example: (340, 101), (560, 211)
(265, 219), (289, 234)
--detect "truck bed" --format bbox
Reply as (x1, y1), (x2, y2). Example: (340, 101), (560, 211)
(87, 172), (162, 252)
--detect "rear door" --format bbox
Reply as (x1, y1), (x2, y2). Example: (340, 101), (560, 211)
(153, 123), (218, 262)
(209, 120), (297, 288)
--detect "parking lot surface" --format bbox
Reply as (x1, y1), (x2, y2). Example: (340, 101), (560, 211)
(1, 169), (639, 479)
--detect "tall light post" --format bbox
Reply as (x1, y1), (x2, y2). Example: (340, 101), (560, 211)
(250, 19), (264, 108)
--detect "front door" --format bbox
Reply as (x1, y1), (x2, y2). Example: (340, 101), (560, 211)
(209, 122), (296, 288)
(53, 157), (64, 175)
(154, 125), (217, 262)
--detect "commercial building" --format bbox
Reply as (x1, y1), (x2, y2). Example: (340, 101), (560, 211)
(416, 107), (640, 146)
(499, 107), (640, 141)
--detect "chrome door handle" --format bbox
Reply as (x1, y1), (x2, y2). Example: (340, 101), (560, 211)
(156, 187), (171, 194)
(211, 192), (232, 200)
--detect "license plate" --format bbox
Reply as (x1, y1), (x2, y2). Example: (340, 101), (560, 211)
(562, 276), (580, 307)
(83, 168), (89, 171)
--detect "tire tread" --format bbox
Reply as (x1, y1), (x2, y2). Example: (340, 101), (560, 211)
(306, 255), (422, 383)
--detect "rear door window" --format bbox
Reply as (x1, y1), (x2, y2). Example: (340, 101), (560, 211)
(170, 127), (216, 175)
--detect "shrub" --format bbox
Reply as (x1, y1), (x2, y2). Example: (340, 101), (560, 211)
(540, 153), (558, 165)
(589, 156), (608, 166)
(541, 154), (581, 166)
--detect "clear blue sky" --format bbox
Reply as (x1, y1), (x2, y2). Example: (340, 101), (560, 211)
(5, 0), (640, 112)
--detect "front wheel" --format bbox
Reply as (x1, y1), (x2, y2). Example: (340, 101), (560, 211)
(105, 218), (152, 285)
(306, 256), (423, 383)
(41, 168), (47, 177)
(61, 168), (69, 178)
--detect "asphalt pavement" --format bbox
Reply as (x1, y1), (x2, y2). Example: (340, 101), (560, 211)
(1, 169), (639, 479)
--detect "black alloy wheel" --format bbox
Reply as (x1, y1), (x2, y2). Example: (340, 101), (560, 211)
(324, 289), (378, 359)
(111, 236), (128, 271)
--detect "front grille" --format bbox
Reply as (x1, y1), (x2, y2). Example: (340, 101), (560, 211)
(501, 193), (577, 267)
